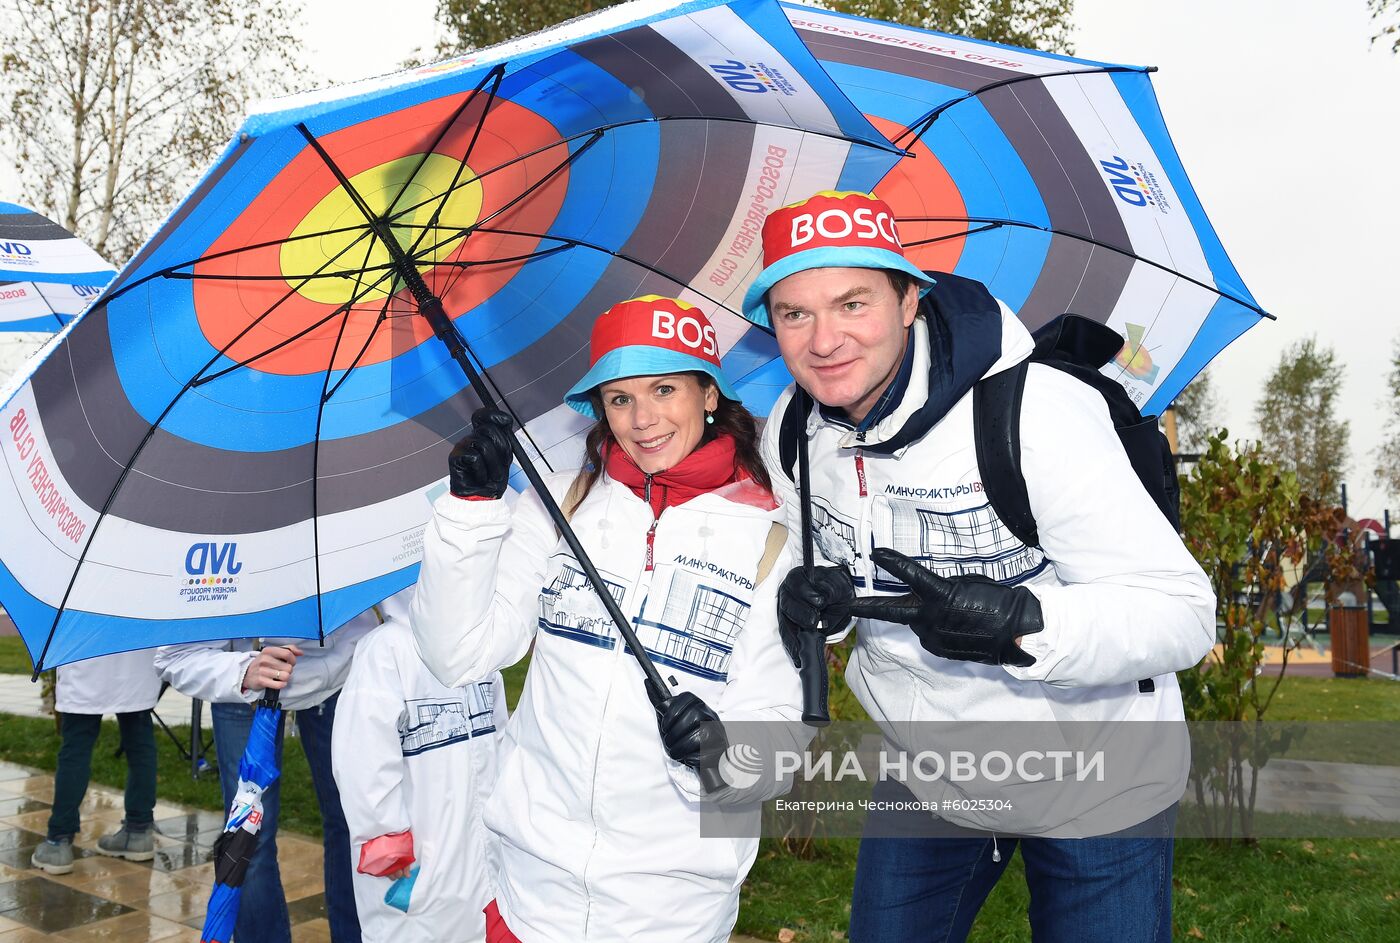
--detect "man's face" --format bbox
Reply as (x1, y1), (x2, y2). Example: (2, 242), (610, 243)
(768, 266), (918, 424)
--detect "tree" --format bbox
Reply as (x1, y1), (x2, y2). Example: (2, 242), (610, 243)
(0, 0), (307, 266)
(828, 0), (1074, 52)
(1374, 338), (1400, 497)
(437, 0), (1075, 56)
(1176, 433), (1361, 843)
(1373, 0), (1399, 54)
(437, 0), (628, 54)
(1170, 368), (1221, 455)
(1253, 336), (1349, 504)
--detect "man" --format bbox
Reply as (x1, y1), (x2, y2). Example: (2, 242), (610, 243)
(744, 191), (1215, 942)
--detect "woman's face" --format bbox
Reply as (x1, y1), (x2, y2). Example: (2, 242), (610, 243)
(598, 373), (719, 475)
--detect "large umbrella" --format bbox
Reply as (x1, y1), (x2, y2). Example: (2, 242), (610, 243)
(0, 0), (895, 686)
(200, 699), (281, 943)
(0, 202), (114, 333)
(754, 5), (1269, 418)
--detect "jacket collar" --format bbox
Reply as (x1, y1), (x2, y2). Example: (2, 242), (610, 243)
(804, 304), (1035, 455)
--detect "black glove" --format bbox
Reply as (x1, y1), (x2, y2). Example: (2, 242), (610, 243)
(656, 691), (728, 771)
(448, 408), (514, 500)
(849, 548), (1044, 668)
(777, 565), (854, 669)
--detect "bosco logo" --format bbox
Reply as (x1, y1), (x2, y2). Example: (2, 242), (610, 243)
(652, 309), (717, 357)
(789, 206), (899, 248)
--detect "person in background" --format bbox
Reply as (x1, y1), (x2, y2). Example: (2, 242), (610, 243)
(30, 649), (162, 875)
(155, 590), (409, 943)
(333, 611), (506, 942)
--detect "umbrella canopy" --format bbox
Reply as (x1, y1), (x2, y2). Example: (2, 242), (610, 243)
(0, 202), (114, 333)
(200, 703), (281, 943)
(0, 0), (896, 670)
(723, 5), (1266, 418)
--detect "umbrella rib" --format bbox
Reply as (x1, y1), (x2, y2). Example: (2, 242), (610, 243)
(324, 293), (396, 402)
(893, 66), (1157, 149)
(390, 65), (506, 230)
(190, 263), (403, 386)
(29, 227), (384, 675)
(899, 215), (1273, 320)
(402, 66), (506, 261)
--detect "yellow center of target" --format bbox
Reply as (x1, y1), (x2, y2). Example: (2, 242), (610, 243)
(281, 153), (483, 305)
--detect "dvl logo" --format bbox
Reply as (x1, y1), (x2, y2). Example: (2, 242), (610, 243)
(185, 542), (243, 575)
(710, 59), (768, 94)
(1099, 156), (1149, 207)
(0, 241), (32, 256)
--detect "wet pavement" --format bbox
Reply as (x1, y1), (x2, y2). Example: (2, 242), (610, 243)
(0, 760), (330, 942)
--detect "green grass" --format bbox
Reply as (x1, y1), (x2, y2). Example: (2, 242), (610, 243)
(0, 636), (36, 675)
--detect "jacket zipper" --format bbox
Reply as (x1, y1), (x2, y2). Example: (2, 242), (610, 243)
(854, 430), (868, 498)
(644, 473), (657, 571)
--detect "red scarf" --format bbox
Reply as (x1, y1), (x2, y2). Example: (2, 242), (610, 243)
(605, 433), (750, 517)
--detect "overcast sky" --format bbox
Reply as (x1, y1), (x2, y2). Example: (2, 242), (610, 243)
(6, 0), (1397, 516)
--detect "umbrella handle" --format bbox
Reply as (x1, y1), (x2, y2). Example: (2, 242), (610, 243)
(794, 389), (832, 727)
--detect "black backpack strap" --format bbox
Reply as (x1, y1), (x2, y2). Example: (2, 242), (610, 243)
(778, 388), (807, 483)
(973, 360), (1038, 548)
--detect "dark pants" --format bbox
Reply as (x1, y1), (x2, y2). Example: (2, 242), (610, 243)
(849, 782), (1176, 943)
(48, 710), (157, 841)
(212, 693), (359, 943)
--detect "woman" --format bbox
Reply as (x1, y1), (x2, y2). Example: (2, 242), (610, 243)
(411, 296), (805, 943)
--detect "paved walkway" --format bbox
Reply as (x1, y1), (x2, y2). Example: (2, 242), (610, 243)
(0, 761), (330, 942)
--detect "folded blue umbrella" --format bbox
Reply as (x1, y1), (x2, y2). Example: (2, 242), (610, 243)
(200, 703), (282, 943)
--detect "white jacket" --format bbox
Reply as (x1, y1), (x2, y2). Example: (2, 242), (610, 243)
(56, 649), (162, 715)
(412, 472), (806, 943)
(332, 618), (505, 943)
(153, 596), (401, 710)
(760, 312), (1216, 837)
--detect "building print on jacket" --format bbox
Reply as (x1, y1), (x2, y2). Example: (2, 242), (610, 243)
(397, 681), (497, 757)
(872, 498), (1048, 590)
(538, 552), (749, 682)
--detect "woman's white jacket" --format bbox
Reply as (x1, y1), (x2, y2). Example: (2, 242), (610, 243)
(411, 471), (805, 943)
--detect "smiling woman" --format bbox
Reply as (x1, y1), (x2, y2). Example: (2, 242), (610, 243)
(409, 294), (808, 943)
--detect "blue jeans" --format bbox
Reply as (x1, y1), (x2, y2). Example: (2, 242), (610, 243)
(212, 693), (360, 943)
(849, 781), (1176, 943)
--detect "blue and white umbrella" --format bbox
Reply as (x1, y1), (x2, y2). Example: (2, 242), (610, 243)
(0, 202), (113, 333)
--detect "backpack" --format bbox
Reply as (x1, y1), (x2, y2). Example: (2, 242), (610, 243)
(775, 271), (1181, 550)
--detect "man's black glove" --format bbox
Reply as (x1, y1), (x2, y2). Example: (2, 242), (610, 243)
(657, 691), (728, 771)
(448, 408), (514, 500)
(777, 565), (854, 669)
(849, 548), (1044, 668)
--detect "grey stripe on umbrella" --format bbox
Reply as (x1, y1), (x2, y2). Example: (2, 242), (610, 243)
(0, 212), (85, 243)
(31, 28), (767, 534)
(794, 26), (1136, 329)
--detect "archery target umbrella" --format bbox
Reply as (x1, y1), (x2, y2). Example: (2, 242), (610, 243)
(0, 0), (898, 671)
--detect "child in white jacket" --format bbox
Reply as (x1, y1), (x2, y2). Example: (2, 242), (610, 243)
(332, 616), (506, 942)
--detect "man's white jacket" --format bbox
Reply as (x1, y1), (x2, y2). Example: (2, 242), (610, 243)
(332, 619), (505, 943)
(411, 472), (807, 943)
(760, 312), (1216, 837)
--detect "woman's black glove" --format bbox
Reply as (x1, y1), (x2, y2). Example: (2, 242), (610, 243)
(776, 565), (854, 668)
(448, 408), (514, 500)
(657, 691), (728, 770)
(849, 548), (1043, 668)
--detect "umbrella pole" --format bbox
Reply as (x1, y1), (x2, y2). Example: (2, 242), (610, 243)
(416, 299), (724, 792)
(793, 389), (831, 726)
(295, 126), (722, 790)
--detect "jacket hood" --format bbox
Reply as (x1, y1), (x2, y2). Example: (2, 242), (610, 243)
(826, 295), (1034, 455)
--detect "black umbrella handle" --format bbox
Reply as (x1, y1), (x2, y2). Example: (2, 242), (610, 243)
(794, 389), (832, 727)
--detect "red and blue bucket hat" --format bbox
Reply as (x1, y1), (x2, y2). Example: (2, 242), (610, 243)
(565, 295), (741, 419)
(741, 191), (934, 328)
